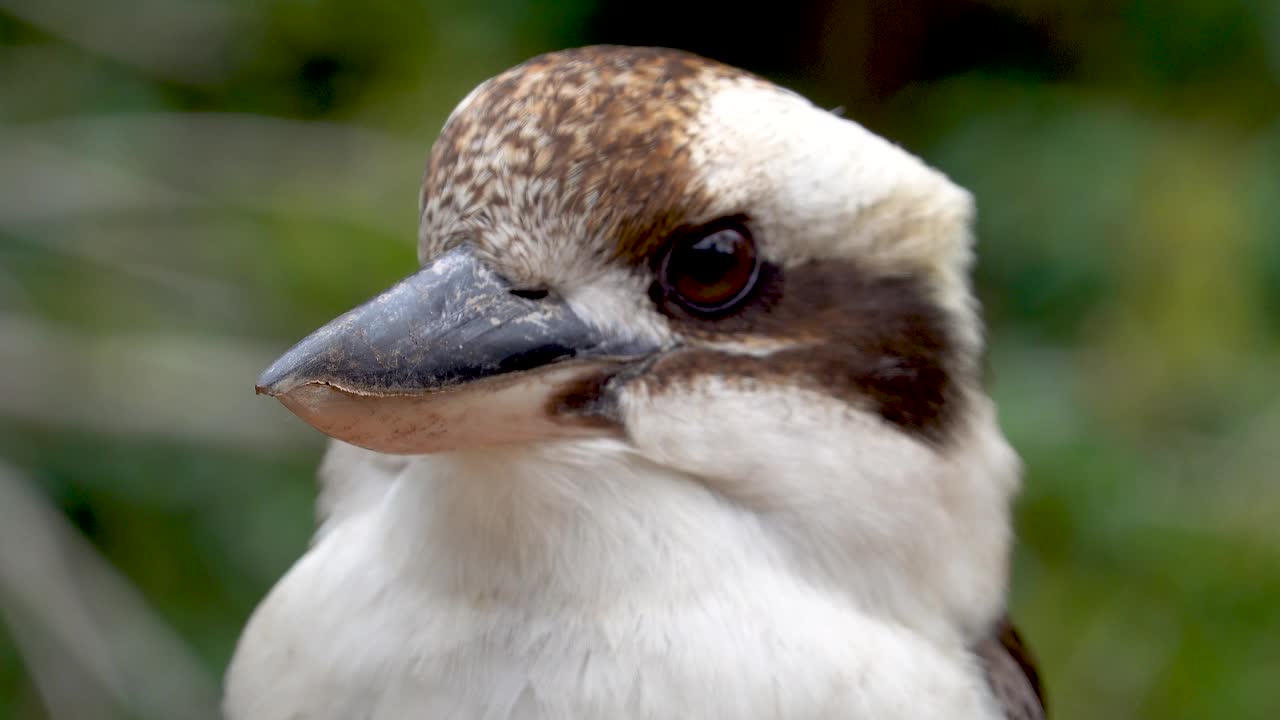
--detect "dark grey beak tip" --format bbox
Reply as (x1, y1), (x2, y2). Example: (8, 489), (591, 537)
(255, 354), (303, 398)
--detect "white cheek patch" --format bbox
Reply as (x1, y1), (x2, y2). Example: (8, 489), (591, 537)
(619, 374), (1020, 646)
(561, 269), (676, 350)
(694, 335), (808, 358)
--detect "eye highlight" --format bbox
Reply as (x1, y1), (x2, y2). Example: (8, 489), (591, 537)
(658, 222), (760, 315)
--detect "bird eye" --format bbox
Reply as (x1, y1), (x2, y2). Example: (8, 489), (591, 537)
(659, 223), (760, 315)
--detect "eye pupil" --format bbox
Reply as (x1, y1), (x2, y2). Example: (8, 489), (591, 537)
(687, 234), (737, 282)
(660, 223), (760, 314)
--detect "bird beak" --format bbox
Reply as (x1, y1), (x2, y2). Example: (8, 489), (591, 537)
(256, 245), (656, 454)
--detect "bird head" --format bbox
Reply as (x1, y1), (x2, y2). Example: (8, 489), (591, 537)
(256, 46), (1021, 641)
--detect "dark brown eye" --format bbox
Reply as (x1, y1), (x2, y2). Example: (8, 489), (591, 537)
(660, 223), (760, 314)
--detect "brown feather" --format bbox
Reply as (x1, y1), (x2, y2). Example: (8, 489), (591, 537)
(977, 617), (1046, 720)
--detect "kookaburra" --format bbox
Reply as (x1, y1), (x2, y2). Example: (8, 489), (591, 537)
(226, 46), (1044, 719)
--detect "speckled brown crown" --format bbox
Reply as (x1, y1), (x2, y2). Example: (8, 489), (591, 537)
(418, 46), (771, 265)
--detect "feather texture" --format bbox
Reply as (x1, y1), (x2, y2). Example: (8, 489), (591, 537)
(978, 618), (1046, 720)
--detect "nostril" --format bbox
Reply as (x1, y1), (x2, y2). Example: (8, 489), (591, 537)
(509, 288), (550, 301)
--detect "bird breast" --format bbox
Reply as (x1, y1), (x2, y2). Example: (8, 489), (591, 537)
(224, 440), (1003, 720)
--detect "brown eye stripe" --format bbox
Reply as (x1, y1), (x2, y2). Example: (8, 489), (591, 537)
(641, 260), (962, 444)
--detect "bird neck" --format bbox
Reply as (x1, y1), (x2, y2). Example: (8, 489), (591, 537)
(359, 432), (1007, 653)
(376, 438), (782, 613)
(229, 435), (1008, 719)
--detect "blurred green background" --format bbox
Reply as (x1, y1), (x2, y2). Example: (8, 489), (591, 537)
(0, 1), (1277, 718)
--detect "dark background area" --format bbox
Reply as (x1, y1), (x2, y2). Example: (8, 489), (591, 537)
(0, 1), (1277, 718)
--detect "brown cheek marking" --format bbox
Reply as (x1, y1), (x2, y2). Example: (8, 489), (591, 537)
(647, 260), (961, 444)
(548, 368), (623, 429)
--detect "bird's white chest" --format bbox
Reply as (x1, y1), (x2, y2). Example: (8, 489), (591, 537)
(225, 450), (999, 720)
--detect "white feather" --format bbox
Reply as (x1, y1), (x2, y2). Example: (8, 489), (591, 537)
(225, 433), (1007, 719)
